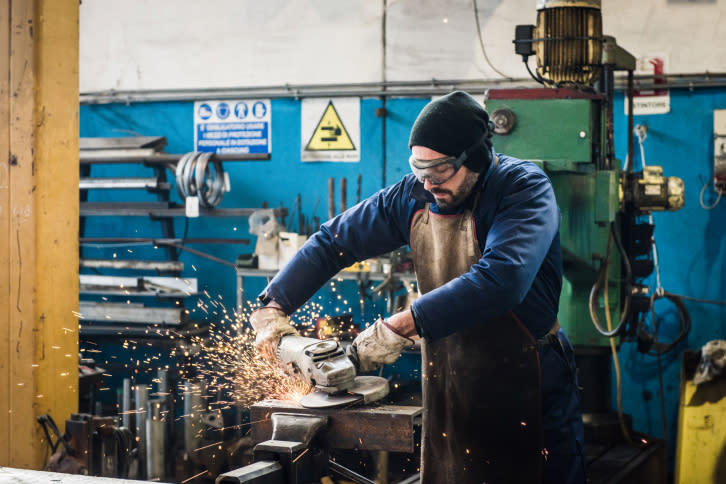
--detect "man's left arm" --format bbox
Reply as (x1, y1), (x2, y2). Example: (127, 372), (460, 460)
(406, 171), (560, 341)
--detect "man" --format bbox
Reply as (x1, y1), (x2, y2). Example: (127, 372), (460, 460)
(250, 91), (585, 483)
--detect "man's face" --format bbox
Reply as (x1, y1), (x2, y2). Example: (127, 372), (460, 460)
(411, 146), (480, 210)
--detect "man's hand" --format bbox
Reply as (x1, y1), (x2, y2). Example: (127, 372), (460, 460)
(249, 307), (299, 360)
(348, 318), (414, 372)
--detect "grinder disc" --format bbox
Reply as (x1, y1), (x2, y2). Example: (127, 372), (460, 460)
(300, 376), (389, 409)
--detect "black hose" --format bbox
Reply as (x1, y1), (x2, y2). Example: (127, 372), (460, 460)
(589, 223), (632, 337)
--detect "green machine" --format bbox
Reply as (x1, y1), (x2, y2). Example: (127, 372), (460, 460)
(486, 90), (620, 347)
(485, 0), (686, 417)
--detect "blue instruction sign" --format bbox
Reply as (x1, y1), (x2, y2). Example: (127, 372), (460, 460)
(194, 99), (271, 154)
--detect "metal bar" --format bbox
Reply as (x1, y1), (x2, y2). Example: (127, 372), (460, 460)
(79, 274), (197, 293)
(80, 151), (270, 164)
(164, 242), (237, 269)
(250, 400), (422, 453)
(80, 258), (184, 271)
(329, 460), (378, 484)
(80, 202), (285, 218)
(77, 302), (185, 325)
(81, 237), (251, 245)
(79, 177), (169, 190)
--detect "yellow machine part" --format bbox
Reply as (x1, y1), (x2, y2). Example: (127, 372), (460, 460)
(674, 353), (726, 483)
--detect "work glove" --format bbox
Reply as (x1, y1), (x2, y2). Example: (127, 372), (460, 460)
(347, 318), (413, 372)
(249, 307), (299, 361)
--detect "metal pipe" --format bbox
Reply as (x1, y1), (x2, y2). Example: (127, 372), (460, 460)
(135, 384), (149, 480)
(121, 378), (132, 430)
(80, 73), (726, 106)
(183, 382), (204, 459)
(146, 399), (166, 481)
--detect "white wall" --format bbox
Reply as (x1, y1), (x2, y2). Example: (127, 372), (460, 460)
(80, 0), (726, 92)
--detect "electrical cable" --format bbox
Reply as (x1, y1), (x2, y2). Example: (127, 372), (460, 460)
(633, 130), (692, 356)
(699, 177), (723, 210)
(602, 241), (633, 444)
(524, 58), (547, 86)
(589, 223), (632, 337)
(675, 294), (726, 306)
(652, 304), (669, 445)
(472, 0), (512, 79)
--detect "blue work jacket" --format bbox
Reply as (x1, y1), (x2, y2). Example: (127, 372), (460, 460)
(261, 152), (563, 341)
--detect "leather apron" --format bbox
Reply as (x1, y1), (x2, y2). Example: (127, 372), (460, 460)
(410, 201), (543, 484)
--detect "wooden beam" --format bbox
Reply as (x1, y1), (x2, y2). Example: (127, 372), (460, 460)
(0, 0), (11, 467)
(34, 0), (80, 470)
(0, 0), (79, 469)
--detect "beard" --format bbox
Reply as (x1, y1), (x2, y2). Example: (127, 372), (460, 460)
(429, 170), (481, 210)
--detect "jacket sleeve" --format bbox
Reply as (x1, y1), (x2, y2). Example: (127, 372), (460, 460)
(260, 178), (417, 315)
(410, 170), (560, 341)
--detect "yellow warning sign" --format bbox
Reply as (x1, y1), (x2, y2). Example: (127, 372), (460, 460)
(305, 101), (356, 151)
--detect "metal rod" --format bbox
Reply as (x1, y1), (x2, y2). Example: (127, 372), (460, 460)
(328, 460), (378, 484)
(328, 178), (335, 219)
(161, 242), (237, 269)
(146, 399), (166, 481)
(135, 384), (149, 480)
(80, 237), (250, 245)
(340, 177), (347, 212)
(121, 378), (132, 430)
(80, 152), (270, 164)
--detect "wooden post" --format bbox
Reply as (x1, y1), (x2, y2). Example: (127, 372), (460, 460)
(0, 0), (79, 468)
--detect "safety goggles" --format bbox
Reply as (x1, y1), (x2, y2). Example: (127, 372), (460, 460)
(408, 153), (466, 185)
(409, 133), (488, 185)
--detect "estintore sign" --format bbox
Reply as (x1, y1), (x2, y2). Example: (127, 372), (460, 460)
(626, 55), (670, 115)
(301, 98), (360, 162)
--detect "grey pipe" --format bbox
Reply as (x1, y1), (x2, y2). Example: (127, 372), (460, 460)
(135, 384), (149, 480)
(146, 399), (166, 481)
(183, 382), (204, 459)
(80, 73), (726, 105)
(121, 378), (132, 430)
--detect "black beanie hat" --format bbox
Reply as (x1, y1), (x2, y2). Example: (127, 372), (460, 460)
(408, 91), (494, 173)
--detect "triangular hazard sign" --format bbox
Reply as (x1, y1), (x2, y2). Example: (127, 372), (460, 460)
(305, 101), (356, 151)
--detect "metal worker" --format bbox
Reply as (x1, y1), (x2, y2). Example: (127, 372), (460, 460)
(250, 91), (585, 484)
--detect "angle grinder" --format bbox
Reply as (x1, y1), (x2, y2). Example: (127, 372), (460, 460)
(276, 335), (389, 409)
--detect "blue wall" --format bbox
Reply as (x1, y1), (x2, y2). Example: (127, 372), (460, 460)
(612, 89), (726, 460)
(81, 89), (726, 464)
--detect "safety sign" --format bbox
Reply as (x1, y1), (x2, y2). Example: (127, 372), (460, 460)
(301, 98), (360, 162)
(626, 55), (670, 116)
(194, 99), (271, 155)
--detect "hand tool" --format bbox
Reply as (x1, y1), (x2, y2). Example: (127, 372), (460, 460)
(276, 335), (388, 409)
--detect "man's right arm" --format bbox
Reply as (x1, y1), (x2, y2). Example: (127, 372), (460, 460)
(259, 176), (419, 315)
